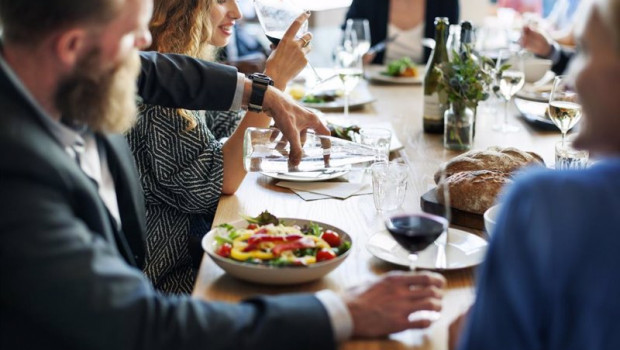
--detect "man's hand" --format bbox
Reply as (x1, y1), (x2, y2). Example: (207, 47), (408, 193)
(344, 271), (446, 338)
(261, 87), (329, 165)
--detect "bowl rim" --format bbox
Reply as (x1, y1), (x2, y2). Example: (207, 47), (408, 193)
(202, 217), (353, 271)
(484, 204), (502, 225)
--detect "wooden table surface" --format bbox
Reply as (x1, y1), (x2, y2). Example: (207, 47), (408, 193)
(193, 78), (561, 349)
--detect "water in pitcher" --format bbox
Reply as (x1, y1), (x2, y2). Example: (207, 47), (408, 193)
(243, 127), (377, 173)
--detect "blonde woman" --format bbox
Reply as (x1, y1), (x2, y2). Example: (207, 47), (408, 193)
(126, 0), (312, 294)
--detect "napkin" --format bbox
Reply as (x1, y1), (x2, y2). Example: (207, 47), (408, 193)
(276, 181), (372, 200)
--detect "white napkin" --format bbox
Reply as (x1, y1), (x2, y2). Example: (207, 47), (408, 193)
(276, 181), (372, 200)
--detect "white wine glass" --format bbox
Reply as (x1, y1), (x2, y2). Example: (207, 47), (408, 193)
(345, 19), (371, 58)
(548, 75), (582, 148)
(253, 0), (325, 85)
(334, 32), (363, 118)
(493, 50), (525, 133)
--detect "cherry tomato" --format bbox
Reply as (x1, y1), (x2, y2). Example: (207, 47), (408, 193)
(216, 243), (232, 258)
(316, 249), (336, 262)
(320, 230), (341, 247)
(247, 223), (259, 230)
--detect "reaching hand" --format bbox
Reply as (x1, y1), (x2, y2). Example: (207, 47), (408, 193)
(265, 11), (311, 90)
(344, 271), (446, 338)
(261, 87), (329, 165)
(521, 25), (553, 57)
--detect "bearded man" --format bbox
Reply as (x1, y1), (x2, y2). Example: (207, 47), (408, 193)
(0, 0), (446, 349)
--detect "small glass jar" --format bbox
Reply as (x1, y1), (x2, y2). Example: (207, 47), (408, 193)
(443, 102), (474, 150)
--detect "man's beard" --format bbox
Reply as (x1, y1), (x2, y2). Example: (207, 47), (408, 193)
(55, 48), (141, 133)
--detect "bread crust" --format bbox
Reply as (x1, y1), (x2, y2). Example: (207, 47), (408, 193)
(437, 170), (512, 214)
(434, 147), (545, 183)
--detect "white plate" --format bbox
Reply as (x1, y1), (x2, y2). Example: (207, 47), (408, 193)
(301, 88), (375, 111)
(261, 169), (350, 182)
(366, 228), (487, 270)
(202, 218), (352, 285)
(365, 64), (424, 85)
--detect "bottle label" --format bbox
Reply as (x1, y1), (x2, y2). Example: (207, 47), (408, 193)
(424, 93), (442, 121)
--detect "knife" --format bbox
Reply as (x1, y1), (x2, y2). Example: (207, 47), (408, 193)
(366, 34), (399, 56)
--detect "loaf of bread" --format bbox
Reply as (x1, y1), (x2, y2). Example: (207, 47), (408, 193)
(436, 170), (512, 214)
(434, 146), (544, 184)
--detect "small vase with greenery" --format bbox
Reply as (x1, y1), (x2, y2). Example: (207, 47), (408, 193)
(435, 49), (495, 150)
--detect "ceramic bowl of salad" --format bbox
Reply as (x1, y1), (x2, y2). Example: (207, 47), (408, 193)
(202, 211), (352, 285)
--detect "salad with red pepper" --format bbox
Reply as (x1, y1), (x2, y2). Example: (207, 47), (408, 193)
(213, 211), (351, 267)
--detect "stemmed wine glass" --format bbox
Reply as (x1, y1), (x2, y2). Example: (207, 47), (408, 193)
(548, 75), (582, 148)
(344, 19), (371, 59)
(383, 165), (451, 322)
(493, 50), (525, 133)
(334, 31), (363, 118)
(253, 0), (325, 85)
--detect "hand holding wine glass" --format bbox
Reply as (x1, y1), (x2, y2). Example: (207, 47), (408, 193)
(253, 0), (325, 85)
(548, 75), (582, 148)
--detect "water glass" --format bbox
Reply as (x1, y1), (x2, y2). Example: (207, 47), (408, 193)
(359, 128), (391, 162)
(555, 141), (588, 170)
(370, 162), (408, 213)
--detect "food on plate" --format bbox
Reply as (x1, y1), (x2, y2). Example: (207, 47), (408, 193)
(212, 211), (351, 267)
(435, 147), (545, 214)
(383, 57), (419, 78)
(327, 121), (361, 141)
(288, 84), (306, 100)
(302, 89), (342, 104)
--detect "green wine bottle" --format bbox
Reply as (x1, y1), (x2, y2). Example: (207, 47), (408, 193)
(423, 17), (450, 134)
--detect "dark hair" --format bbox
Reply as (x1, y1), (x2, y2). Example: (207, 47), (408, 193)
(0, 0), (119, 44)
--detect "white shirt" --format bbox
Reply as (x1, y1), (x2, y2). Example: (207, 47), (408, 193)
(385, 22), (425, 64)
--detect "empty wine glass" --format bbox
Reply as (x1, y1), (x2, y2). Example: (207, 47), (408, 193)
(548, 75), (582, 148)
(253, 0), (325, 85)
(493, 50), (525, 133)
(334, 32), (363, 118)
(345, 19), (371, 58)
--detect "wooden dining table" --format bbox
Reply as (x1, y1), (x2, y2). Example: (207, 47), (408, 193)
(193, 76), (561, 349)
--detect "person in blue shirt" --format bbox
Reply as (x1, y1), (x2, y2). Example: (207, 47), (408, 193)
(452, 0), (620, 348)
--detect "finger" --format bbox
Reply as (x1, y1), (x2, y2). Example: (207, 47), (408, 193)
(408, 286), (444, 301)
(408, 319), (433, 329)
(298, 32), (313, 48)
(286, 128), (302, 166)
(282, 11), (310, 42)
(300, 129), (307, 147)
(384, 271), (447, 289)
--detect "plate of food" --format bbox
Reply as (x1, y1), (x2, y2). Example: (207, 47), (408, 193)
(299, 87), (375, 111)
(202, 211), (352, 285)
(365, 59), (424, 84)
(366, 228), (487, 270)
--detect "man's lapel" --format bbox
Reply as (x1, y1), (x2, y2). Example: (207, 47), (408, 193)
(99, 133), (147, 269)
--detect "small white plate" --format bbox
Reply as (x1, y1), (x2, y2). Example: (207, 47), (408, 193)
(365, 64), (424, 85)
(366, 228), (487, 270)
(261, 169), (350, 182)
(301, 88), (375, 111)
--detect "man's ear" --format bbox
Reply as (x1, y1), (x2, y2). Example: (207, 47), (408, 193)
(54, 28), (88, 68)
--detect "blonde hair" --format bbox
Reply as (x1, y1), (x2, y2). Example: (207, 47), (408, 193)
(149, 0), (217, 130)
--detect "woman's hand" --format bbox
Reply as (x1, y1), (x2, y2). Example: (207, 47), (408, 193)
(521, 25), (553, 57)
(264, 11), (312, 90)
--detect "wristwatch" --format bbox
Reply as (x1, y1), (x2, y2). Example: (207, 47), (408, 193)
(248, 73), (274, 112)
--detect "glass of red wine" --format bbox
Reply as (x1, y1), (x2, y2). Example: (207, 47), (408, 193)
(385, 213), (448, 271)
(253, 0), (325, 85)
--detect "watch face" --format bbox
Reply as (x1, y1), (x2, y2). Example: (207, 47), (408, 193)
(251, 73), (273, 86)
